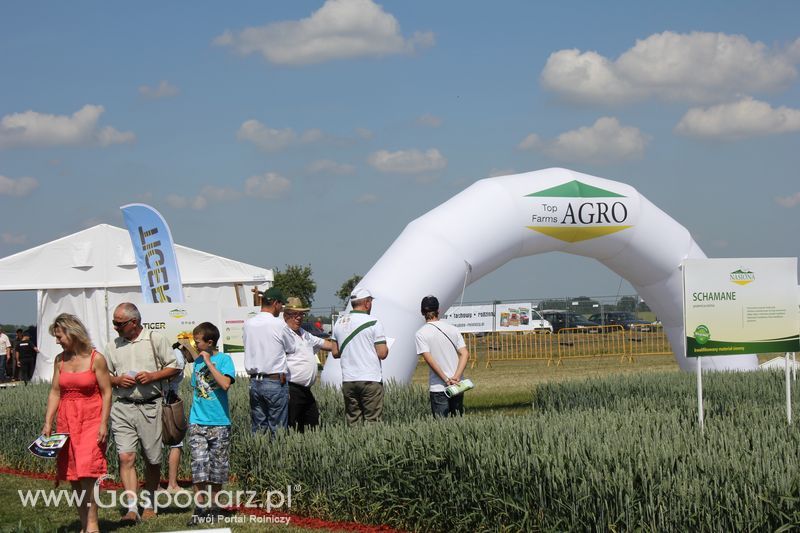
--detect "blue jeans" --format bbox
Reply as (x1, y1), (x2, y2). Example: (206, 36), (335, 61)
(430, 391), (464, 418)
(249, 378), (288, 436)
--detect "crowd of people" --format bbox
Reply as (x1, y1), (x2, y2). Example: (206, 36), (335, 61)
(34, 288), (471, 528)
(0, 327), (39, 384)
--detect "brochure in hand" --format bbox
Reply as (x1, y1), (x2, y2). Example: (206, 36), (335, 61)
(28, 433), (69, 459)
(444, 378), (475, 398)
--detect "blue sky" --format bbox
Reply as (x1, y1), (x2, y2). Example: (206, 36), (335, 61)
(1, 0), (799, 324)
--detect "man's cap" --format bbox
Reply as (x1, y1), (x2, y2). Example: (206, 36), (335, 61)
(284, 296), (310, 312)
(261, 286), (287, 304)
(421, 295), (440, 313)
(350, 288), (373, 301)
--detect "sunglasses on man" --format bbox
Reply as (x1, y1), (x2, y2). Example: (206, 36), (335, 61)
(112, 319), (134, 329)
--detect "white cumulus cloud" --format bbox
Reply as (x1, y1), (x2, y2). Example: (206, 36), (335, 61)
(675, 97), (800, 140)
(0, 175), (39, 196)
(517, 134), (542, 151)
(138, 80), (180, 99)
(775, 192), (800, 208)
(368, 148), (447, 174)
(0, 105), (135, 148)
(244, 172), (291, 198)
(307, 159), (355, 175)
(213, 0), (434, 66)
(519, 117), (648, 165)
(236, 120), (325, 151)
(541, 32), (800, 104)
(166, 185), (240, 210)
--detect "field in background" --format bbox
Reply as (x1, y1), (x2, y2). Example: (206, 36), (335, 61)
(2, 350), (795, 531)
(411, 352), (681, 412)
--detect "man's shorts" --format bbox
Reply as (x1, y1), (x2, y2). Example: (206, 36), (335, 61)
(188, 424), (231, 485)
(110, 400), (163, 465)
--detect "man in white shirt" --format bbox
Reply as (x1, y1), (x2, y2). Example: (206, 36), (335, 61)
(0, 330), (11, 382)
(243, 286), (296, 435)
(414, 295), (470, 418)
(283, 297), (337, 432)
(332, 288), (389, 426)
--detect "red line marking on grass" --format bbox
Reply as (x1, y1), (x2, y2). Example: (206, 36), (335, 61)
(0, 467), (404, 532)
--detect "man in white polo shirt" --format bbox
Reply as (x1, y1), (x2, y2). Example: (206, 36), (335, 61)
(332, 288), (389, 426)
(243, 286), (296, 435)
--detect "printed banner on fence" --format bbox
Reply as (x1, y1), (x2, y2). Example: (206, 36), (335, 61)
(683, 258), (799, 357)
(121, 203), (184, 303)
(441, 304), (495, 333)
(495, 303), (550, 332)
(441, 303), (551, 333)
(221, 307), (260, 353)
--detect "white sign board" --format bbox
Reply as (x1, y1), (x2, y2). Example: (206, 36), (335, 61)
(221, 306), (260, 353)
(683, 258), (799, 357)
(138, 302), (220, 345)
(441, 304), (495, 333)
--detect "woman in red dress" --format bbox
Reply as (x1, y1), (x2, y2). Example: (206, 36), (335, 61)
(42, 313), (112, 533)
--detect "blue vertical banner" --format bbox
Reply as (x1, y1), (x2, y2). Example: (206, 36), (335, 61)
(121, 203), (185, 303)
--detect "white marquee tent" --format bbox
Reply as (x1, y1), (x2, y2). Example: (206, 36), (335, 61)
(0, 224), (272, 381)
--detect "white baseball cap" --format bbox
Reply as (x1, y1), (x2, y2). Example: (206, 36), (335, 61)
(350, 288), (374, 300)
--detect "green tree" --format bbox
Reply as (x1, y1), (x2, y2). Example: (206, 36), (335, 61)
(617, 296), (637, 312)
(538, 298), (568, 311)
(273, 264), (317, 307)
(336, 274), (362, 304)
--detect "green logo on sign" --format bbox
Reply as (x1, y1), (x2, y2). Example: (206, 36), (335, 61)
(694, 325), (710, 345)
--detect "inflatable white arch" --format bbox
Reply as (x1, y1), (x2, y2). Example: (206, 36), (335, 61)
(321, 168), (758, 386)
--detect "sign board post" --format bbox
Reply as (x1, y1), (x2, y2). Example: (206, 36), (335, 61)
(683, 258), (800, 429)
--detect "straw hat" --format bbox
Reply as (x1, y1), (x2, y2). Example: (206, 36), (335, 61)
(284, 296), (310, 312)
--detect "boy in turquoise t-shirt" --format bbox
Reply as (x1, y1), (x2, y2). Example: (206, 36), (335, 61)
(186, 322), (235, 526)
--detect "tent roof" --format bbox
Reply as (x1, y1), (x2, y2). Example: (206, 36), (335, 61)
(0, 224), (272, 290)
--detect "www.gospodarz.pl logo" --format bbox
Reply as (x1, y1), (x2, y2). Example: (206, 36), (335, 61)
(17, 475), (297, 517)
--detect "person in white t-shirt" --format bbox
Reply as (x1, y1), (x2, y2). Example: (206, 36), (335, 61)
(0, 330), (11, 382)
(332, 288), (389, 426)
(414, 295), (470, 418)
(283, 297), (337, 432)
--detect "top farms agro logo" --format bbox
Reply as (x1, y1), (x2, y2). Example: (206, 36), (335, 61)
(524, 180), (634, 243)
(169, 308), (188, 319)
(730, 269), (755, 286)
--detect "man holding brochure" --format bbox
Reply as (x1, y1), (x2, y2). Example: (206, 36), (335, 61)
(414, 295), (470, 418)
(105, 302), (179, 523)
